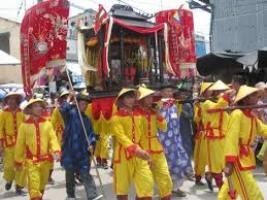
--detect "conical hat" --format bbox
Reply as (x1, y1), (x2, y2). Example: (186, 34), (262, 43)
(117, 88), (136, 100)
(208, 80), (230, 91)
(255, 82), (267, 90)
(234, 85), (259, 104)
(24, 98), (47, 111)
(200, 82), (213, 95)
(3, 92), (23, 102)
(76, 90), (91, 102)
(59, 90), (70, 98)
(138, 87), (156, 100)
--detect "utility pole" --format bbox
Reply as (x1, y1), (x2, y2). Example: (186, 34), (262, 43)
(37, 0), (42, 3)
(24, 0), (26, 11)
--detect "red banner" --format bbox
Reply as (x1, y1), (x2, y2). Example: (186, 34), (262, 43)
(156, 9), (196, 78)
(21, 0), (69, 96)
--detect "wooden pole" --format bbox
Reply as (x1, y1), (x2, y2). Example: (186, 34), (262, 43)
(154, 32), (160, 81)
(120, 28), (124, 84)
(207, 103), (267, 113)
(65, 68), (105, 200)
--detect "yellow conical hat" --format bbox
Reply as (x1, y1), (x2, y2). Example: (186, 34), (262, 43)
(24, 98), (47, 111)
(59, 90), (70, 98)
(208, 80), (230, 91)
(138, 87), (156, 100)
(234, 85), (259, 104)
(3, 92), (23, 102)
(200, 82), (213, 95)
(117, 88), (136, 100)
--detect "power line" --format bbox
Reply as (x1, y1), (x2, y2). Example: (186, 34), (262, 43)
(17, 1), (23, 17)
(70, 3), (87, 11)
(121, 0), (162, 7)
(83, 0), (99, 6)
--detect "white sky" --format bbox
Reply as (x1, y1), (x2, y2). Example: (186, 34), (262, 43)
(0, 0), (210, 38)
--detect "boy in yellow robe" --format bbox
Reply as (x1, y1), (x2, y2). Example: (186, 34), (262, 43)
(15, 98), (61, 200)
(0, 92), (26, 195)
(202, 80), (230, 189)
(136, 86), (172, 200)
(218, 85), (267, 200)
(111, 88), (153, 200)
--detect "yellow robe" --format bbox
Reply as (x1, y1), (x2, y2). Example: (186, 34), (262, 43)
(15, 117), (60, 199)
(193, 103), (207, 177)
(202, 96), (229, 173)
(218, 109), (267, 200)
(85, 104), (108, 161)
(137, 107), (172, 198)
(0, 108), (26, 186)
(51, 107), (65, 145)
(86, 103), (117, 162)
(110, 108), (153, 197)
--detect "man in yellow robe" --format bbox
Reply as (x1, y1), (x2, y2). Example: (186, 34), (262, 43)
(193, 82), (212, 186)
(202, 80), (230, 189)
(0, 92), (26, 195)
(218, 85), (267, 200)
(136, 86), (172, 200)
(111, 88), (153, 200)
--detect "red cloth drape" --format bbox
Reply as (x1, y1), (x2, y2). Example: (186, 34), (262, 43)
(156, 9), (196, 78)
(20, 0), (69, 96)
(113, 18), (164, 34)
(92, 97), (115, 120)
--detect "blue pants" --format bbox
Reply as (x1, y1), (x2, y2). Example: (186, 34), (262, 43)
(65, 169), (98, 200)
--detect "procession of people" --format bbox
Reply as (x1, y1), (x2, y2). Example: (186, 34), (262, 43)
(0, 78), (267, 200)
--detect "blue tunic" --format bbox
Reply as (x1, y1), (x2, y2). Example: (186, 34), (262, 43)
(179, 103), (194, 172)
(60, 102), (96, 172)
(159, 104), (189, 186)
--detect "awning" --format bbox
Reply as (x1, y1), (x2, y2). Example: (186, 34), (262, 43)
(197, 52), (243, 76)
(237, 49), (267, 70)
(0, 83), (23, 89)
(197, 50), (267, 76)
(0, 50), (20, 65)
(0, 83), (24, 99)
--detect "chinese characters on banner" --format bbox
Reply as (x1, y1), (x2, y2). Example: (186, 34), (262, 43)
(21, 0), (70, 96)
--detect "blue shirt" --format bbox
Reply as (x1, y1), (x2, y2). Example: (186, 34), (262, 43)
(60, 102), (96, 171)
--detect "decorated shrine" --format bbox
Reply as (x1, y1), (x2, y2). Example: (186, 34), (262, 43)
(78, 4), (197, 122)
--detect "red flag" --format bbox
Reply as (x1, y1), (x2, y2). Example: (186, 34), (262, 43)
(156, 8), (196, 78)
(94, 4), (108, 34)
(20, 0), (70, 96)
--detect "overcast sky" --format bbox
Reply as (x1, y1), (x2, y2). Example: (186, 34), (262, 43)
(0, 0), (210, 38)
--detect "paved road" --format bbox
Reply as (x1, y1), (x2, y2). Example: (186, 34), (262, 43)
(0, 163), (267, 200)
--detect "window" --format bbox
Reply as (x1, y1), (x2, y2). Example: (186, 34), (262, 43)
(0, 32), (10, 54)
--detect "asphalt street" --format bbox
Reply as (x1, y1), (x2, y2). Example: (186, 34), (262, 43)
(0, 163), (266, 200)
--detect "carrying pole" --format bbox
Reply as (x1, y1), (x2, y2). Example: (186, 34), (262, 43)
(207, 103), (267, 113)
(65, 67), (105, 200)
(227, 176), (236, 200)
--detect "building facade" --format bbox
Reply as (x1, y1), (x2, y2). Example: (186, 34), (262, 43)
(0, 17), (22, 83)
(67, 9), (96, 62)
(211, 0), (267, 53)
